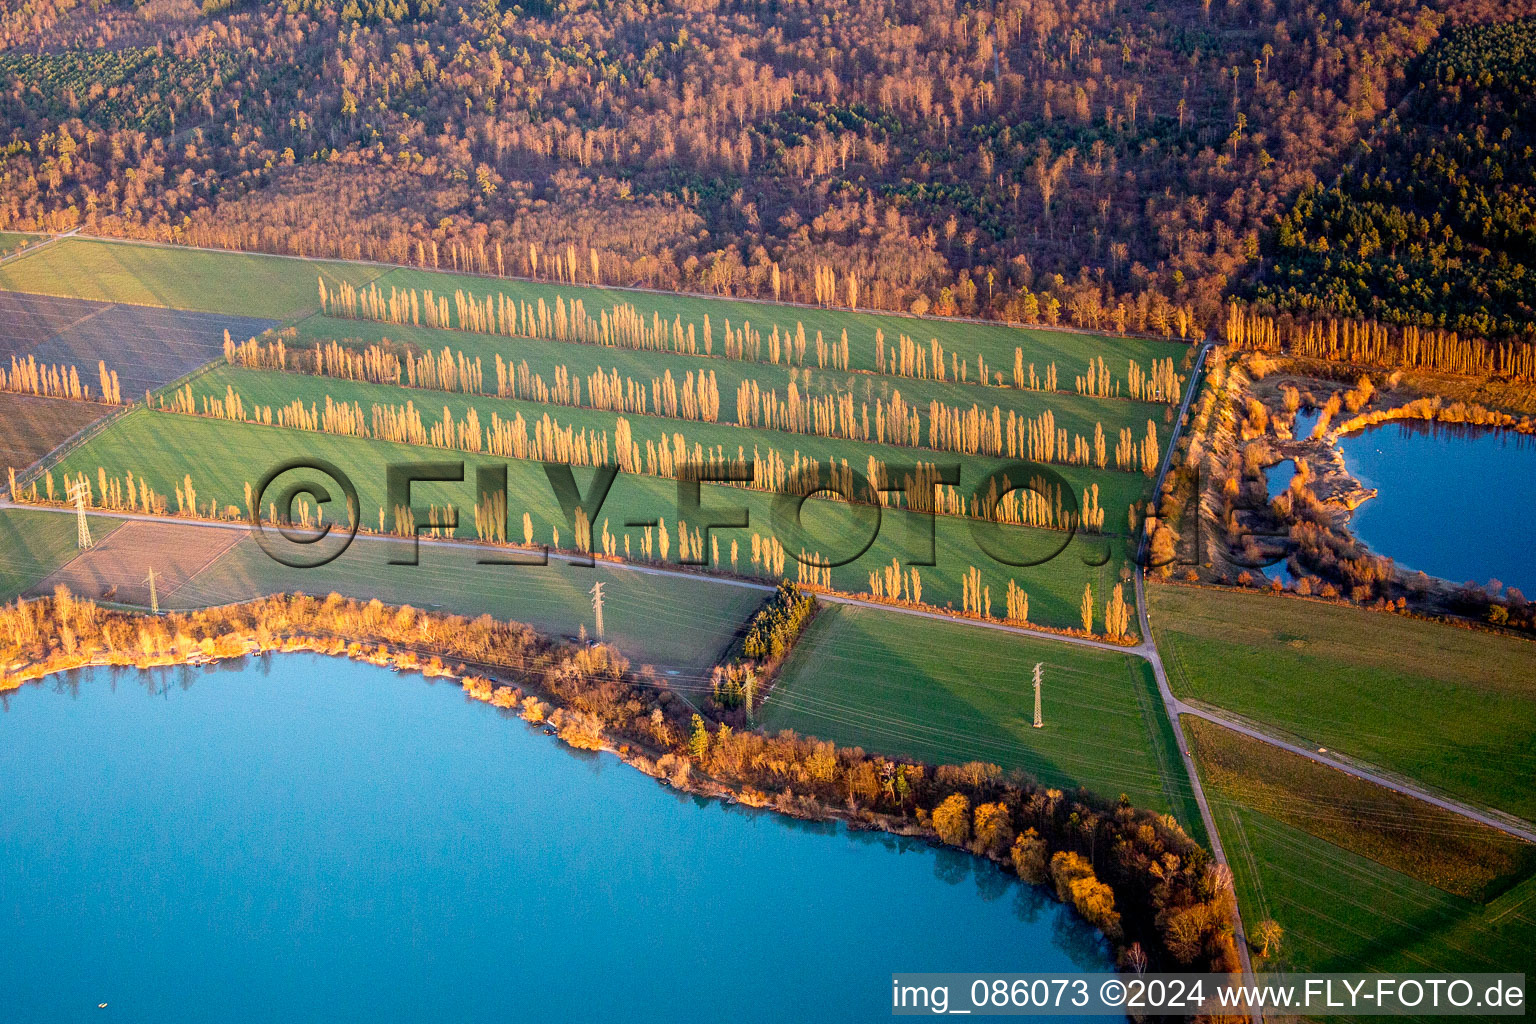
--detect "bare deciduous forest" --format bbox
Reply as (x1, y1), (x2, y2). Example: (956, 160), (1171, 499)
(6, 0), (1531, 335)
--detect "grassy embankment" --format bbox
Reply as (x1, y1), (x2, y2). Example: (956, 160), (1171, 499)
(762, 602), (1203, 833)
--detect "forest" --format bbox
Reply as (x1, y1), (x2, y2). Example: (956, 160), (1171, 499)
(1254, 17), (1536, 339)
(3, 0), (1516, 336)
(710, 579), (817, 713)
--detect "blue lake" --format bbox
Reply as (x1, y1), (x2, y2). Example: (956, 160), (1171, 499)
(1339, 421), (1536, 596)
(0, 654), (1115, 1023)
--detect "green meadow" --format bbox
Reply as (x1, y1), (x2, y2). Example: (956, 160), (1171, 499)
(761, 603), (1198, 830)
(0, 508), (122, 602)
(49, 409), (1135, 632)
(171, 531), (765, 672)
(0, 237), (381, 319)
(371, 264), (1192, 384)
(0, 236), (1199, 385)
(180, 363), (1153, 529)
(280, 312), (1173, 445)
(1190, 717), (1536, 980)
(1149, 584), (1536, 821)
(0, 231), (39, 256)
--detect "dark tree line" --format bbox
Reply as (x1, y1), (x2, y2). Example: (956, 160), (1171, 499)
(1254, 16), (1536, 340)
(740, 580), (817, 661)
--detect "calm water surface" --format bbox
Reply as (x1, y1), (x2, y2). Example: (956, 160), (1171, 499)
(0, 654), (1115, 1023)
(1265, 459), (1297, 501)
(1292, 407), (1322, 439)
(1339, 421), (1536, 595)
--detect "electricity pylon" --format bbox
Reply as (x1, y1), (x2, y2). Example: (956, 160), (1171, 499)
(589, 581), (605, 641)
(1032, 662), (1044, 729)
(67, 477), (92, 550)
(143, 567), (159, 615)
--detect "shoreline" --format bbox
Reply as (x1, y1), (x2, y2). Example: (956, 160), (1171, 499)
(1207, 358), (1534, 627)
(2, 636), (932, 839)
(0, 591), (1242, 984)
(1288, 401), (1529, 592)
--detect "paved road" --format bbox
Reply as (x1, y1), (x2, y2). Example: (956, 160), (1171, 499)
(1123, 341), (1262, 996)
(1135, 574), (1258, 956)
(0, 227), (77, 269)
(8, 240), (1533, 992)
(1168, 690), (1536, 844)
(1126, 338), (1529, 1019)
(10, 333), (1533, 854)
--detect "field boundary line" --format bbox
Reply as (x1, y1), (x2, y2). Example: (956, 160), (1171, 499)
(161, 528), (248, 602)
(31, 516), (129, 583)
(10, 403), (133, 490)
(64, 231), (1197, 351)
(1174, 702), (1536, 844)
(151, 354), (239, 401)
(1222, 801), (1272, 925)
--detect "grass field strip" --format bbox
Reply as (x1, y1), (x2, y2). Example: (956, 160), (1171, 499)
(228, 320), (1174, 474)
(1246, 817), (1446, 966)
(288, 308), (1183, 422)
(67, 231), (1188, 358)
(165, 363), (1155, 521)
(0, 497), (1150, 650)
(1180, 702), (1536, 843)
